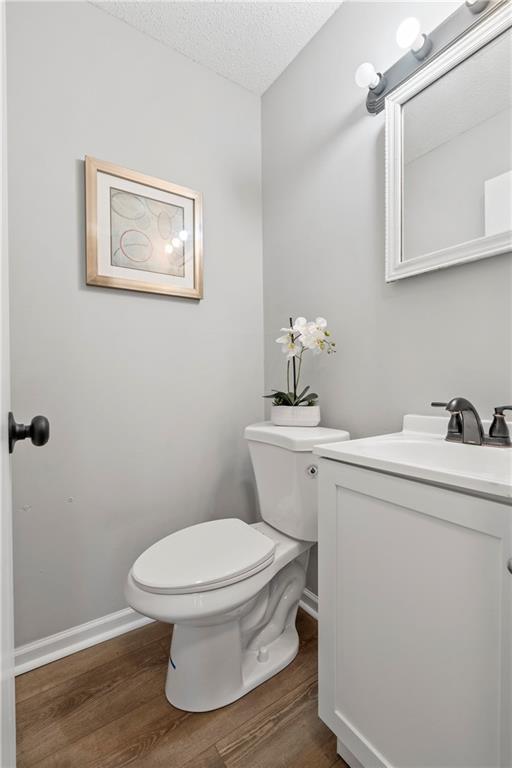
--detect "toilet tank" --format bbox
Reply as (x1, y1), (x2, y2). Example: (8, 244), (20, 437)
(244, 422), (350, 542)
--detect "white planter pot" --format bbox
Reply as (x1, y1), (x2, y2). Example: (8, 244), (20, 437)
(271, 405), (321, 427)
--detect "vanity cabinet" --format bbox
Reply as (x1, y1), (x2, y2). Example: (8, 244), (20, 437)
(318, 459), (511, 768)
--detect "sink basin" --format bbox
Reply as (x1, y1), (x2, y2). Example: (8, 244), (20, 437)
(314, 415), (512, 501)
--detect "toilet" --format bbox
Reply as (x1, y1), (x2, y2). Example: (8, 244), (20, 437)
(125, 421), (350, 712)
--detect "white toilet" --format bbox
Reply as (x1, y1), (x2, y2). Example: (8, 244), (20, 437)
(125, 421), (349, 712)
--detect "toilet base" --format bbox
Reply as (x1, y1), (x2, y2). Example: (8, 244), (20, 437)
(164, 554), (308, 712)
(165, 621), (300, 712)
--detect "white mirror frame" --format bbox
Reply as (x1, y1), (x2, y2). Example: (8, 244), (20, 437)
(385, 2), (512, 282)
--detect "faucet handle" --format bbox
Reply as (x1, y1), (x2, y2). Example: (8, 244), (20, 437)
(431, 401), (462, 439)
(489, 406), (512, 443)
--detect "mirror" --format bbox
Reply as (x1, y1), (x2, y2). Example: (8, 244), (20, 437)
(385, 6), (512, 281)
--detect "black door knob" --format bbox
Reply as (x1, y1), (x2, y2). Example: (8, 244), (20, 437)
(9, 412), (50, 454)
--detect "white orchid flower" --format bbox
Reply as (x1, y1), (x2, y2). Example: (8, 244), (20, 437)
(276, 337), (303, 358)
(296, 317), (334, 355)
(276, 315), (334, 358)
(293, 317), (307, 332)
(285, 340), (303, 358)
(276, 328), (303, 358)
(300, 322), (324, 347)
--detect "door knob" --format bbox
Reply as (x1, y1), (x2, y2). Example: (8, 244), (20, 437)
(9, 412), (50, 454)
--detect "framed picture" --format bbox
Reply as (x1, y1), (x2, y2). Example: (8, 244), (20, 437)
(85, 156), (203, 299)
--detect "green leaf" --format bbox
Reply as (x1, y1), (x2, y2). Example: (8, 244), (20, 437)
(297, 392), (318, 406)
(264, 390), (295, 406)
(263, 389), (287, 399)
(295, 385), (310, 402)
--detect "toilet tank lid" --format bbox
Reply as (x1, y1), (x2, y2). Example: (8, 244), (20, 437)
(245, 422), (350, 451)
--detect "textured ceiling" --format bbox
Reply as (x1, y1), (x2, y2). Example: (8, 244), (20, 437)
(91, 1), (342, 94)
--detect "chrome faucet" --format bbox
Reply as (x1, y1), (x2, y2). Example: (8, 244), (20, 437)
(431, 399), (512, 447)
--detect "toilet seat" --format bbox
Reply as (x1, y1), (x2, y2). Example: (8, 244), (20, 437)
(132, 518), (276, 595)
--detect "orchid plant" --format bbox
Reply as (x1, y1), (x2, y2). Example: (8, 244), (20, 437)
(264, 316), (336, 407)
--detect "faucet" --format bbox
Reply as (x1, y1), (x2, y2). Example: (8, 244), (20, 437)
(431, 399), (512, 447)
(432, 397), (512, 447)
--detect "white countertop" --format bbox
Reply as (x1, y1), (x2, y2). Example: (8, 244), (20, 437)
(314, 415), (512, 501)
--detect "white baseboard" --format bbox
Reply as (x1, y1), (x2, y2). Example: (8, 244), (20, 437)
(15, 607), (154, 676)
(299, 588), (318, 621)
(15, 587), (318, 676)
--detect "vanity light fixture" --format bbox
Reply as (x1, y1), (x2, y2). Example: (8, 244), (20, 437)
(357, 0), (498, 115)
(354, 62), (386, 95)
(466, 0), (490, 13)
(396, 17), (432, 60)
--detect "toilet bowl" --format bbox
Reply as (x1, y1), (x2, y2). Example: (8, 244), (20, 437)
(125, 421), (350, 712)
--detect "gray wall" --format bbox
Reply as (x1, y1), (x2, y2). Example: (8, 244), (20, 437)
(7, 2), (263, 645)
(262, 1), (512, 594)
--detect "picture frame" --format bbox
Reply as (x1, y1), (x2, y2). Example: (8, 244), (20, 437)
(85, 156), (203, 299)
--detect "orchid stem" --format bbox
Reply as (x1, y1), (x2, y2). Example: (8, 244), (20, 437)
(289, 316), (297, 401)
(297, 352), (303, 394)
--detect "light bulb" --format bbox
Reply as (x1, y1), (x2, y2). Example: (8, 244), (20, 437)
(355, 62), (380, 90)
(165, 243), (173, 254)
(466, 0), (490, 12)
(171, 237), (181, 247)
(396, 17), (424, 52)
(179, 230), (189, 241)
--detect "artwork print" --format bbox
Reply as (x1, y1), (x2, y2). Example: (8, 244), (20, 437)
(110, 189), (186, 277)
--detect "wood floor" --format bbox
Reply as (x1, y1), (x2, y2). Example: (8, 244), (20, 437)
(16, 609), (346, 768)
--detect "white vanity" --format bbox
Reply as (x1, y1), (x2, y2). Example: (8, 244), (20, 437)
(316, 415), (512, 768)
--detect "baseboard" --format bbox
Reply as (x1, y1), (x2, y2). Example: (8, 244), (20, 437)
(15, 587), (318, 676)
(299, 588), (318, 621)
(15, 607), (154, 676)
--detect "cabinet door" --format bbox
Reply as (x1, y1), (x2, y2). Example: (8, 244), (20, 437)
(318, 460), (511, 768)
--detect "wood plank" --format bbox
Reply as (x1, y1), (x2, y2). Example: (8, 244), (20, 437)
(26, 612), (318, 768)
(182, 746), (226, 768)
(216, 676), (344, 768)
(16, 621), (170, 703)
(17, 637), (170, 766)
(23, 694), (187, 768)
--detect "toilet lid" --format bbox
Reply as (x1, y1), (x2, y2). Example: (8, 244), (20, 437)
(132, 519), (276, 595)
